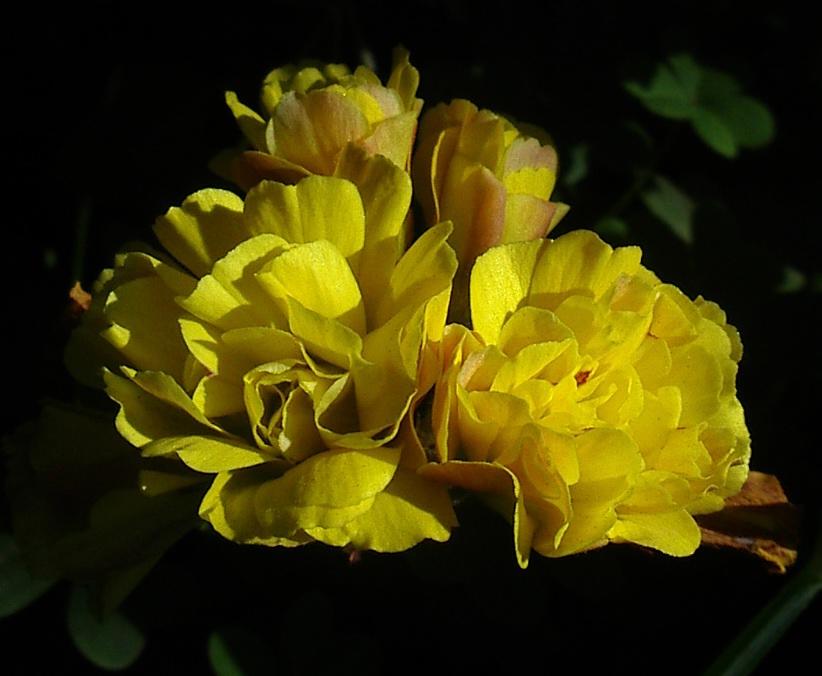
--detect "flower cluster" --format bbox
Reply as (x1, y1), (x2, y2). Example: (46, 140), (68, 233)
(17, 48), (749, 582)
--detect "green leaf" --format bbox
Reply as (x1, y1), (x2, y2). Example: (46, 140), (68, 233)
(209, 631), (248, 676)
(625, 84), (696, 120)
(67, 585), (146, 671)
(711, 96), (775, 149)
(561, 143), (589, 188)
(208, 627), (272, 676)
(640, 175), (696, 244)
(696, 68), (775, 151)
(691, 108), (738, 158)
(698, 68), (742, 101)
(667, 53), (702, 100)
(776, 266), (806, 293)
(624, 53), (701, 120)
(595, 216), (630, 240)
(625, 55), (775, 156)
(0, 533), (57, 618)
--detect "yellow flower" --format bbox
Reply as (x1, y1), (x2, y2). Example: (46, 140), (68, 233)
(411, 98), (568, 320)
(421, 230), (750, 566)
(214, 46), (422, 191)
(67, 172), (458, 553)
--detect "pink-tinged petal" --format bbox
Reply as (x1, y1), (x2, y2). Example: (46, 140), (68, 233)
(268, 91), (370, 174)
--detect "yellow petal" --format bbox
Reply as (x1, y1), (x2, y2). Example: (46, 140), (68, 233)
(307, 469), (456, 552)
(386, 45), (421, 113)
(350, 360), (415, 438)
(191, 372), (244, 419)
(145, 435), (278, 473)
(102, 276), (189, 382)
(470, 240), (543, 343)
(178, 233), (290, 332)
(334, 146), (412, 257)
(372, 221), (456, 331)
(502, 193), (556, 243)
(199, 469), (309, 547)
(334, 147), (413, 316)
(361, 110), (418, 168)
(104, 368), (224, 448)
(530, 230), (643, 302)
(609, 509), (701, 556)
(253, 447), (400, 533)
(256, 239), (366, 335)
(153, 189), (248, 278)
(668, 344), (723, 426)
(224, 91), (267, 151)
(243, 176), (365, 265)
(286, 299), (363, 371)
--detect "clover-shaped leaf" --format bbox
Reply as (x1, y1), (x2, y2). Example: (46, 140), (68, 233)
(626, 54), (775, 157)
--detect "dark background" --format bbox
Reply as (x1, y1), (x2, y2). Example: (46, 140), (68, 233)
(4, 1), (819, 673)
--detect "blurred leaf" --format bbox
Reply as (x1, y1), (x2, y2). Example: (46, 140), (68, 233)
(625, 79), (694, 120)
(561, 143), (589, 188)
(595, 216), (630, 240)
(691, 108), (738, 157)
(776, 266), (806, 293)
(208, 627), (272, 676)
(67, 585), (146, 671)
(640, 175), (696, 243)
(0, 533), (57, 618)
(208, 631), (247, 676)
(624, 53), (699, 119)
(710, 95), (775, 149)
(667, 53), (702, 99)
(698, 68), (742, 100)
(626, 54), (775, 156)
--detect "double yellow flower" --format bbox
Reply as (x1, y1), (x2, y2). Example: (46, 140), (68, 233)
(423, 232), (749, 565)
(54, 48), (750, 569)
